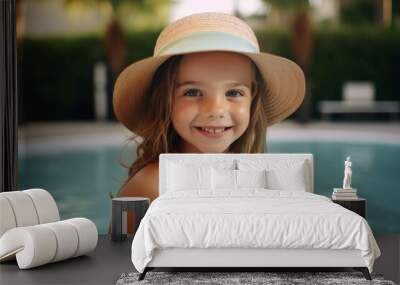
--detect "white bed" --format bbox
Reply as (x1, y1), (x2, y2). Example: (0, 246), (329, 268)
(130, 153), (381, 281)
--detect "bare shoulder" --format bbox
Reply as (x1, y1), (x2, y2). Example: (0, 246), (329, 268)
(132, 161), (159, 183)
(119, 161), (159, 201)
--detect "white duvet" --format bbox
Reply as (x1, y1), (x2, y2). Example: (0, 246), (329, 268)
(131, 189), (381, 273)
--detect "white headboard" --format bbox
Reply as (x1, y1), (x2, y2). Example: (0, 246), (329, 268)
(159, 153), (314, 195)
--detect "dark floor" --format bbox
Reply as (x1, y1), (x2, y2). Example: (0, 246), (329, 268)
(0, 234), (399, 285)
(374, 235), (400, 284)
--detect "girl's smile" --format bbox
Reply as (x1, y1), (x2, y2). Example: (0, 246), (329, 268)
(171, 51), (253, 153)
(193, 126), (234, 138)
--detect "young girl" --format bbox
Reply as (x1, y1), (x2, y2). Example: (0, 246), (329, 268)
(111, 12), (305, 233)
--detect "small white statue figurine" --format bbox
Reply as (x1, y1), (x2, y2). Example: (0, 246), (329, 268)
(342, 156), (352, 189)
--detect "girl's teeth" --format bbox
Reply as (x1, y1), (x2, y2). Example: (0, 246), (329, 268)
(201, 127), (225, 134)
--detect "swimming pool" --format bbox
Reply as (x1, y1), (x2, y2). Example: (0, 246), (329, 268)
(18, 141), (400, 234)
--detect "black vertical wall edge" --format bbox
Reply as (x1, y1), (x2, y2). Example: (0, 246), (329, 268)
(0, 0), (18, 192)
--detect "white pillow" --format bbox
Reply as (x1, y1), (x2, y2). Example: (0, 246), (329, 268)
(167, 162), (212, 191)
(265, 164), (307, 191)
(236, 169), (267, 188)
(237, 159), (309, 191)
(212, 168), (237, 190)
(211, 168), (268, 190)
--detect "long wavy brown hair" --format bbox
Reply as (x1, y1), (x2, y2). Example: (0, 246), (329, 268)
(116, 53), (270, 197)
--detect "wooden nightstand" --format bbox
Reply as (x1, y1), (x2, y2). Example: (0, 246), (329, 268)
(332, 198), (366, 218)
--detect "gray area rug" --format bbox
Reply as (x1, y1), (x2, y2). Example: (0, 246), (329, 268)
(116, 271), (396, 285)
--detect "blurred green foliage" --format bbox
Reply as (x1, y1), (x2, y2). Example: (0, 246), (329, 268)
(340, 0), (376, 25)
(18, 27), (400, 122)
(18, 35), (103, 121)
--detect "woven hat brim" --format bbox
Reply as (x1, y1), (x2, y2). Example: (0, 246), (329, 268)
(113, 54), (172, 134)
(245, 52), (305, 126)
(113, 50), (305, 136)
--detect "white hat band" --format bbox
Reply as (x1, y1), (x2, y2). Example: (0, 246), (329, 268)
(155, 31), (259, 57)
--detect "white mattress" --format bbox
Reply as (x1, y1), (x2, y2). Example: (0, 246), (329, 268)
(131, 190), (381, 273)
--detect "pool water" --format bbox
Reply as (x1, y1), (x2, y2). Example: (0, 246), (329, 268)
(18, 141), (400, 234)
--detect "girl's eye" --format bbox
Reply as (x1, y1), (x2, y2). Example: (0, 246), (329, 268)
(227, 89), (244, 97)
(183, 89), (201, 97)
(182, 89), (244, 97)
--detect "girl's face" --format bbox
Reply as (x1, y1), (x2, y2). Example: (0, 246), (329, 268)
(171, 51), (253, 153)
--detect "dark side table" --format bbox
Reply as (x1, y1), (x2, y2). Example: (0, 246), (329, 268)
(332, 198), (366, 218)
(112, 197), (150, 242)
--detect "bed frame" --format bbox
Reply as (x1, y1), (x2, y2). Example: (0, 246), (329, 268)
(141, 248), (371, 280)
(138, 153), (371, 281)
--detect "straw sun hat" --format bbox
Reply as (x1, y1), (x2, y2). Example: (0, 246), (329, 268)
(113, 12), (305, 135)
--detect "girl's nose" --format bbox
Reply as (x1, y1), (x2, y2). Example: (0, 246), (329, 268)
(202, 95), (227, 118)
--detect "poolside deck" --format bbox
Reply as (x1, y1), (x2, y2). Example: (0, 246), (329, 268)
(18, 120), (400, 154)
